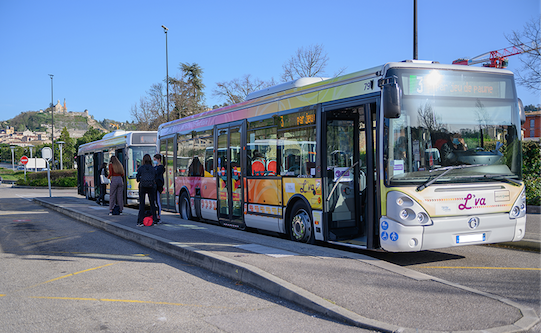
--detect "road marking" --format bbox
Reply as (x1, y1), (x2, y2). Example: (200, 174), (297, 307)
(420, 266), (540, 271)
(15, 194), (34, 202)
(24, 262), (122, 290)
(28, 296), (224, 308)
(0, 294), (5, 297)
(235, 244), (298, 258)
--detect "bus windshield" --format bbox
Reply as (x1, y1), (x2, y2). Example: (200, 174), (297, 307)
(127, 146), (157, 179)
(385, 68), (522, 187)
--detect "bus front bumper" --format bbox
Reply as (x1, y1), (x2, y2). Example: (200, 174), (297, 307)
(379, 213), (526, 252)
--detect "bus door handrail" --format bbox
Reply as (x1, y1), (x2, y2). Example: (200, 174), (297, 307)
(326, 161), (359, 202)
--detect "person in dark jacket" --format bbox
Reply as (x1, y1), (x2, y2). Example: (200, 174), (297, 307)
(136, 154), (157, 226)
(153, 154), (165, 223)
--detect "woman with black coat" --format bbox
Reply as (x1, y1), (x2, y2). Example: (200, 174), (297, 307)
(136, 154), (158, 226)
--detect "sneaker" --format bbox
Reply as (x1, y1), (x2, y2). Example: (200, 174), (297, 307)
(119, 212), (123, 215)
(136, 223), (144, 227)
(155, 220), (162, 224)
(108, 212), (112, 215)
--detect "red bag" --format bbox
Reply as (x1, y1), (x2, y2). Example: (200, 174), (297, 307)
(143, 216), (154, 226)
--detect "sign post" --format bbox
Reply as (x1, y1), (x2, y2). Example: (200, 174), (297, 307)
(21, 156), (28, 182)
(41, 147), (52, 197)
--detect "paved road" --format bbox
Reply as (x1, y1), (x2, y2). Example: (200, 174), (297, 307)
(0, 187), (369, 332)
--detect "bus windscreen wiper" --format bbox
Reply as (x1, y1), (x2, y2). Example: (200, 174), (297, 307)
(481, 174), (521, 186)
(416, 164), (487, 192)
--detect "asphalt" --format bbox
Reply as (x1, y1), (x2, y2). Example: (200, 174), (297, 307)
(33, 195), (540, 333)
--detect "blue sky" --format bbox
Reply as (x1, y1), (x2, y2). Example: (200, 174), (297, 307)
(0, 0), (539, 123)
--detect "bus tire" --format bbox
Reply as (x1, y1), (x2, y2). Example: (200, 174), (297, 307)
(179, 191), (192, 221)
(289, 201), (314, 244)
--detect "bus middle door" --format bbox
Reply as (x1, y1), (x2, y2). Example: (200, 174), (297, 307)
(216, 122), (245, 228)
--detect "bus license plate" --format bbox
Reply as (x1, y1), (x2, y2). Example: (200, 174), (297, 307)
(456, 233), (486, 244)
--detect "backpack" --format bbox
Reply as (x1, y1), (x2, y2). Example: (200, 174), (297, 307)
(143, 210), (153, 226)
(112, 205), (121, 215)
(139, 165), (156, 188)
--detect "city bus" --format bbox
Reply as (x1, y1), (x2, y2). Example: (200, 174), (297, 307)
(156, 60), (527, 251)
(77, 130), (157, 205)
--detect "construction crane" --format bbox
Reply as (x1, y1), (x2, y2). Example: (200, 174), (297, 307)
(452, 43), (539, 68)
(110, 122), (120, 130)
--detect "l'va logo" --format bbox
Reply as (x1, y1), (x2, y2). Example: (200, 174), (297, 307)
(458, 193), (487, 210)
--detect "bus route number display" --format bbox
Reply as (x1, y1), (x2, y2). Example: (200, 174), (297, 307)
(279, 110), (316, 129)
(408, 74), (502, 98)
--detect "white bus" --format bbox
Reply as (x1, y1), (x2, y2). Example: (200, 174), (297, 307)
(156, 60), (527, 252)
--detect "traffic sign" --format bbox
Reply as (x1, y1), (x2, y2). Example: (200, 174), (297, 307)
(42, 147), (52, 161)
(20, 156), (28, 165)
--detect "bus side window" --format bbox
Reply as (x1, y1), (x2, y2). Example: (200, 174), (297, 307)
(247, 127), (277, 177)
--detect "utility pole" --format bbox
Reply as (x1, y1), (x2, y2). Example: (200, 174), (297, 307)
(49, 74), (55, 169)
(413, 0), (418, 60)
(162, 25), (170, 122)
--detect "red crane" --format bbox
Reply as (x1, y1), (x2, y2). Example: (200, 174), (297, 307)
(452, 43), (539, 68)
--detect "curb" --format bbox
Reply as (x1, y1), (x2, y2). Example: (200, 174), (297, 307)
(33, 198), (540, 333)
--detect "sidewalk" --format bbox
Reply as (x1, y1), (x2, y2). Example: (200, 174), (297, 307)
(34, 196), (539, 333)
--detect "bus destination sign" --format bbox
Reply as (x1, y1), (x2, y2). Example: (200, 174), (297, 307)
(407, 74), (502, 99)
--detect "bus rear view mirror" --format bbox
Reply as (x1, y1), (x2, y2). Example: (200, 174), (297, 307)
(518, 98), (525, 125)
(379, 76), (402, 119)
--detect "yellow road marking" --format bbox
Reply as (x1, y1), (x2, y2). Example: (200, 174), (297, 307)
(24, 262), (121, 290)
(0, 294), (5, 297)
(420, 266), (540, 271)
(28, 296), (219, 308)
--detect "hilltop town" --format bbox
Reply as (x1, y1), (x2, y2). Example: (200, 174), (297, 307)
(0, 99), (132, 147)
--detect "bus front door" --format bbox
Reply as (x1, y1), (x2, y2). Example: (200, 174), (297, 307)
(216, 123), (245, 228)
(324, 104), (375, 247)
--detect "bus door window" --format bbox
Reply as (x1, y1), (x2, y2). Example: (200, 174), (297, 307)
(217, 129), (229, 216)
(326, 119), (355, 222)
(176, 133), (193, 177)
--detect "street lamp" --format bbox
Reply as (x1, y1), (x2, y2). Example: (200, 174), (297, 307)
(28, 144), (34, 172)
(10, 145), (16, 171)
(162, 25), (169, 122)
(49, 74), (55, 170)
(56, 141), (65, 170)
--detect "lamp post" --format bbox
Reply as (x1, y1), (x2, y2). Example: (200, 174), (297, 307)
(48, 74), (55, 170)
(162, 25), (169, 122)
(28, 144), (34, 172)
(56, 141), (65, 170)
(10, 145), (16, 171)
(413, 0), (418, 60)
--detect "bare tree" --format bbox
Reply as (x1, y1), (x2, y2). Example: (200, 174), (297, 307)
(281, 44), (330, 82)
(213, 74), (277, 105)
(505, 18), (541, 91)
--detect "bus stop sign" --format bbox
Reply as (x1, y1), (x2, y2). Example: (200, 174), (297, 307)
(20, 156), (28, 165)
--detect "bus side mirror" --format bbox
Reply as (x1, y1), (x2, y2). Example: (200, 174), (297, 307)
(379, 76), (402, 119)
(518, 98), (526, 125)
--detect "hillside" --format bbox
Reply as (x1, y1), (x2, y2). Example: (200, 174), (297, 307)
(0, 111), (134, 136)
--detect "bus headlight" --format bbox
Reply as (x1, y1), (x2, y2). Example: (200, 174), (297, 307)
(386, 191), (432, 226)
(127, 190), (138, 198)
(509, 188), (526, 219)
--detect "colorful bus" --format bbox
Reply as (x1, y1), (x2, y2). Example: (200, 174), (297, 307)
(156, 60), (527, 251)
(77, 130), (157, 205)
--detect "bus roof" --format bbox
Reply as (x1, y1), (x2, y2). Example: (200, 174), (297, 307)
(157, 61), (515, 138)
(77, 130), (157, 155)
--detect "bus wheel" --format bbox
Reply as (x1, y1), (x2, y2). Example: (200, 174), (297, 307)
(289, 201), (314, 244)
(179, 192), (192, 220)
